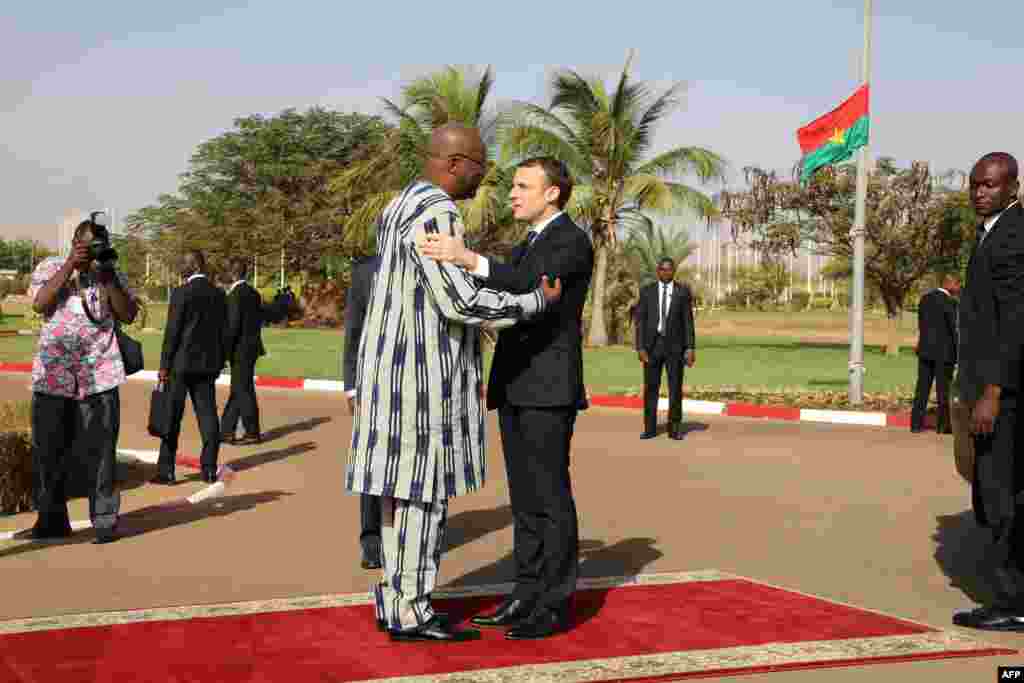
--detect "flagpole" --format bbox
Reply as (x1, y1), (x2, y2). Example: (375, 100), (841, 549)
(849, 0), (872, 404)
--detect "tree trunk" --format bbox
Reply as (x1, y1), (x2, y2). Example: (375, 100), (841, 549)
(885, 309), (902, 356)
(587, 241), (609, 347)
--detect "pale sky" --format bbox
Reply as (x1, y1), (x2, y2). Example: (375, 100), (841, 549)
(3, 1), (1021, 248)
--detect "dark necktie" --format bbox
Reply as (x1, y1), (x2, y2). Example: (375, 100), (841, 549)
(526, 231), (538, 249)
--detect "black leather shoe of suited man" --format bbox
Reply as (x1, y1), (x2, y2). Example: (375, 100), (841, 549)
(361, 543), (382, 570)
(953, 605), (1024, 631)
(505, 607), (567, 640)
(200, 467), (218, 484)
(149, 473), (176, 485)
(640, 431), (656, 440)
(388, 615), (480, 642)
(470, 598), (536, 628)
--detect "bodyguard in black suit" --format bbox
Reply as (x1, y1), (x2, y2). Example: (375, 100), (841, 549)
(634, 258), (696, 440)
(221, 257), (265, 445)
(951, 153), (1024, 632)
(911, 276), (960, 433)
(342, 253), (383, 570)
(419, 156), (594, 639)
(153, 250), (227, 485)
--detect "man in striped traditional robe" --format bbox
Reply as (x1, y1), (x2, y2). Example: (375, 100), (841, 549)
(346, 124), (562, 642)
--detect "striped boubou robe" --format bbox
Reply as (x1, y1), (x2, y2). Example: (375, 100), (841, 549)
(346, 181), (547, 630)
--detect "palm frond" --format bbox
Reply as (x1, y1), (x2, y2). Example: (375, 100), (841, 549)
(499, 124), (587, 173)
(550, 70), (601, 121)
(636, 146), (728, 184)
(634, 82), (687, 154)
(665, 182), (718, 219)
(624, 174), (674, 211)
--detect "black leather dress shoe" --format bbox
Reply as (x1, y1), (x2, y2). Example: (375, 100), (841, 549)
(200, 467), (218, 484)
(505, 608), (565, 640)
(361, 546), (382, 570)
(238, 433), (262, 445)
(221, 434), (237, 445)
(669, 429), (684, 440)
(149, 473), (176, 485)
(94, 526), (119, 545)
(640, 431), (657, 440)
(470, 599), (535, 628)
(389, 616), (480, 642)
(29, 524), (73, 540)
(953, 605), (1024, 631)
(377, 612), (450, 632)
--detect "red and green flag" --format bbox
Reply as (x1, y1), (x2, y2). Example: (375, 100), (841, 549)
(796, 84), (870, 183)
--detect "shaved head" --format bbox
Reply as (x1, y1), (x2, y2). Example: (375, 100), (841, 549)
(422, 123), (487, 200)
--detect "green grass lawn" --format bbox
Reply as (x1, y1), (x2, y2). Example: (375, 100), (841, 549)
(1, 301), (918, 395)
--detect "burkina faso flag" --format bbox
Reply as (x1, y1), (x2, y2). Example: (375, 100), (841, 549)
(796, 84), (869, 183)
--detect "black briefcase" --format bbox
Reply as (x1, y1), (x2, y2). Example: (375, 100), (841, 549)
(147, 380), (172, 438)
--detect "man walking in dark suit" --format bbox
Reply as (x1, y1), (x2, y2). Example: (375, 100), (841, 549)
(634, 257), (696, 440)
(221, 257), (265, 445)
(911, 275), (960, 434)
(951, 152), (1024, 632)
(419, 156), (594, 639)
(342, 252), (382, 570)
(153, 250), (227, 485)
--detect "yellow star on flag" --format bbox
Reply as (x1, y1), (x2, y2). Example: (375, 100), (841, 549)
(828, 127), (846, 145)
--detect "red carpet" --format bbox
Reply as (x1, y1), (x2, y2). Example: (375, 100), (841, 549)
(0, 571), (1012, 682)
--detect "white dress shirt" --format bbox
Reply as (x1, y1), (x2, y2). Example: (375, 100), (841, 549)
(470, 211), (564, 279)
(229, 279), (246, 294)
(186, 273), (207, 283)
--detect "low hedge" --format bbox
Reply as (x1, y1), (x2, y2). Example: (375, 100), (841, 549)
(0, 401), (32, 514)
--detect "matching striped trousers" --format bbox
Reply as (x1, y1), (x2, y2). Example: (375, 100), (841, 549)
(373, 496), (449, 630)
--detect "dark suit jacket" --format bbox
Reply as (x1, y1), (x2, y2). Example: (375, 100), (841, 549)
(160, 275), (228, 376)
(958, 202), (1024, 405)
(634, 281), (696, 355)
(916, 288), (957, 363)
(485, 213), (594, 409)
(343, 255), (380, 392)
(225, 281), (266, 364)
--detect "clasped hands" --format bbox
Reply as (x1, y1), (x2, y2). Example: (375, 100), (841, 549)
(417, 232), (561, 303)
(970, 387), (1001, 436)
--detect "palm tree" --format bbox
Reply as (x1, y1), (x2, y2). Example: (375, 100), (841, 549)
(498, 53), (727, 346)
(621, 212), (698, 288)
(330, 65), (510, 256)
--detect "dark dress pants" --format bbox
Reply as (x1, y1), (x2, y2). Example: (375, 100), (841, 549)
(360, 494), (382, 555)
(31, 389), (121, 532)
(911, 358), (954, 431)
(221, 357), (260, 438)
(498, 404), (579, 615)
(159, 373), (221, 476)
(643, 335), (685, 434)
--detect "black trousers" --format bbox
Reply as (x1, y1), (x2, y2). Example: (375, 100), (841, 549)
(498, 404), (579, 614)
(158, 373), (221, 476)
(31, 389), (121, 532)
(360, 494), (382, 553)
(911, 358), (954, 431)
(221, 357), (260, 437)
(643, 335), (685, 433)
(971, 396), (1024, 589)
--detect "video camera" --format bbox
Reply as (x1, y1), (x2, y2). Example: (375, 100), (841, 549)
(87, 210), (118, 272)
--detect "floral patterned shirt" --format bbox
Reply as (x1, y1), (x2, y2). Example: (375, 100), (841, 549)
(28, 256), (138, 399)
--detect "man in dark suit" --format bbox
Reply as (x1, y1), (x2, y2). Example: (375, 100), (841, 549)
(153, 249), (227, 485)
(634, 257), (696, 440)
(342, 252), (383, 570)
(911, 275), (960, 434)
(419, 156), (594, 639)
(951, 152), (1024, 632)
(221, 257), (265, 445)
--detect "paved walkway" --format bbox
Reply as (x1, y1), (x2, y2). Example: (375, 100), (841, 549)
(0, 373), (1020, 681)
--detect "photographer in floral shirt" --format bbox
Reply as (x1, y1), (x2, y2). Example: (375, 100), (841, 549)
(28, 219), (138, 544)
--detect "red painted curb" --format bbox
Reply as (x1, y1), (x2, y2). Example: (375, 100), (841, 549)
(724, 403), (802, 421)
(176, 453), (203, 470)
(255, 376), (305, 389)
(589, 395), (644, 410)
(0, 362), (32, 373)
